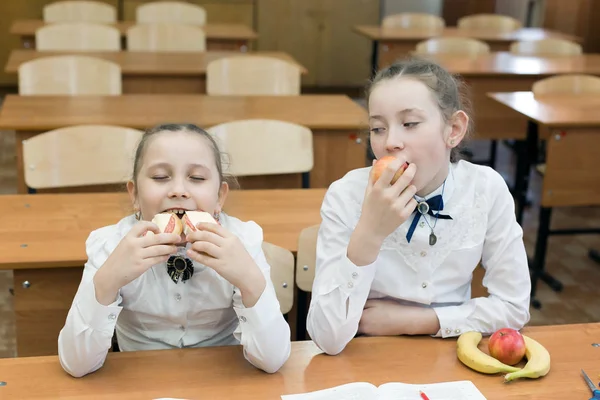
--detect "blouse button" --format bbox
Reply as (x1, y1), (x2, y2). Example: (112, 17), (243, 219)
(175, 293), (182, 302)
(455, 329), (461, 334)
(420, 251), (427, 257)
(419, 221), (425, 228)
(351, 272), (358, 279)
(108, 313), (116, 321)
(347, 282), (354, 289)
(421, 282), (428, 289)
(445, 328), (451, 334)
(239, 316), (247, 323)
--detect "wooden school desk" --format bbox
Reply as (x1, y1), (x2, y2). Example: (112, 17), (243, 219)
(488, 91), (600, 309)
(4, 50), (307, 94)
(10, 20), (258, 52)
(0, 94), (368, 194)
(0, 189), (325, 357)
(0, 323), (598, 399)
(353, 25), (581, 70)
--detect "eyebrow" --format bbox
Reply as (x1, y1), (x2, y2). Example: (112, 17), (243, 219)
(369, 108), (425, 120)
(147, 162), (209, 170)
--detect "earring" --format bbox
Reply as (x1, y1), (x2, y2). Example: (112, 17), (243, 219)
(134, 208), (141, 221)
(450, 139), (455, 146)
(213, 211), (221, 223)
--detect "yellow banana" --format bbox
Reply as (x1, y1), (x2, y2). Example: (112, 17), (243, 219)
(457, 331), (520, 374)
(504, 335), (551, 382)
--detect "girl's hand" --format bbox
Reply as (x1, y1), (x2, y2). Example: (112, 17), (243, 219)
(94, 221), (181, 305)
(360, 158), (418, 242)
(347, 159), (418, 266)
(186, 223), (266, 307)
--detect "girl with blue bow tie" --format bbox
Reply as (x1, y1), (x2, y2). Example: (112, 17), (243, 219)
(307, 57), (531, 355)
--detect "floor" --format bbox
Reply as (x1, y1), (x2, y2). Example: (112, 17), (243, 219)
(0, 121), (599, 359)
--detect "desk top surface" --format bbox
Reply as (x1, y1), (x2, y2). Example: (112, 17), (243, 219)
(0, 189), (325, 268)
(10, 20), (258, 40)
(353, 25), (580, 43)
(0, 94), (368, 131)
(0, 323), (597, 399)
(5, 49), (307, 75)
(413, 52), (600, 77)
(488, 91), (600, 127)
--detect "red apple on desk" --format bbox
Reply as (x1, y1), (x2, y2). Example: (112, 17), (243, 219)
(372, 156), (409, 184)
(488, 328), (526, 365)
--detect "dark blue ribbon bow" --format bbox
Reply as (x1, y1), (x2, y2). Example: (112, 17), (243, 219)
(406, 194), (452, 243)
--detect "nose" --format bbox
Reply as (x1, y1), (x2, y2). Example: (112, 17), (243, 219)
(384, 127), (405, 153)
(168, 178), (190, 199)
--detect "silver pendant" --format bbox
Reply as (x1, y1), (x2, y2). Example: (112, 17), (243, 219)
(417, 202), (429, 215)
(429, 232), (437, 246)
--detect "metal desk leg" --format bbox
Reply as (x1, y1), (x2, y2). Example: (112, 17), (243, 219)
(514, 120), (538, 226)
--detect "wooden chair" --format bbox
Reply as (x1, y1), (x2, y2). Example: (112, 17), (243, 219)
(136, 1), (206, 25)
(18, 55), (121, 96)
(510, 39), (582, 57)
(532, 74), (600, 96)
(207, 119), (313, 184)
(457, 14), (522, 32)
(382, 13), (445, 30)
(22, 125), (143, 190)
(126, 23), (206, 52)
(415, 37), (490, 56)
(262, 242), (295, 315)
(43, 0), (117, 23)
(36, 22), (121, 51)
(206, 56), (302, 96)
(294, 224), (319, 340)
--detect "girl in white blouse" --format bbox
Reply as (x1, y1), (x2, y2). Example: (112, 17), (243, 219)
(58, 124), (291, 376)
(307, 58), (531, 355)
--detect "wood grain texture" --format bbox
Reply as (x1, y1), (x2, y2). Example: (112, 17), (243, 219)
(5, 50), (306, 75)
(11, 20), (258, 40)
(0, 95), (365, 131)
(0, 189), (325, 269)
(0, 324), (599, 399)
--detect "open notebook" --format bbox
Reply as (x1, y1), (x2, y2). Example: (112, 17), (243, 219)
(281, 380), (487, 400)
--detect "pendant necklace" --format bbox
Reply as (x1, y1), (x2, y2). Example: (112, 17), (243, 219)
(416, 179), (446, 246)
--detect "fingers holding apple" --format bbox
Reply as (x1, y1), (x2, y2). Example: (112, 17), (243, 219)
(488, 328), (527, 366)
(371, 155), (409, 186)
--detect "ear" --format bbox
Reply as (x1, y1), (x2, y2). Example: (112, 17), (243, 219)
(126, 180), (139, 213)
(217, 181), (229, 212)
(445, 110), (469, 149)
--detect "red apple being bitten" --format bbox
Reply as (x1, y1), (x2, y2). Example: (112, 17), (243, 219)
(372, 156), (409, 184)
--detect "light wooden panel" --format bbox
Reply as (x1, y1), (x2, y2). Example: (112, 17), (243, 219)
(257, 0), (379, 87)
(542, 129), (600, 207)
(0, 0), (119, 85)
(13, 267), (82, 357)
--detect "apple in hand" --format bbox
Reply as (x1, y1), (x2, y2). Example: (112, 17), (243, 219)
(488, 328), (526, 365)
(372, 156), (409, 184)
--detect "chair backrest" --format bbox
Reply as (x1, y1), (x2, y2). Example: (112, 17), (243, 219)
(414, 37), (490, 56)
(136, 1), (206, 25)
(206, 56), (302, 96)
(36, 22), (121, 51)
(509, 39), (583, 57)
(382, 13), (445, 30)
(295, 224), (320, 292)
(532, 74), (600, 96)
(207, 119), (313, 177)
(457, 13), (522, 32)
(127, 23), (206, 52)
(262, 242), (294, 314)
(43, 0), (117, 23)
(22, 125), (143, 190)
(18, 55), (122, 95)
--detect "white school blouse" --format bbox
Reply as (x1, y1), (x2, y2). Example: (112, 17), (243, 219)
(306, 160), (531, 355)
(58, 213), (291, 377)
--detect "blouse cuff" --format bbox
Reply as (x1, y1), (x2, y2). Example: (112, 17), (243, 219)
(432, 303), (474, 338)
(76, 280), (123, 335)
(234, 285), (281, 333)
